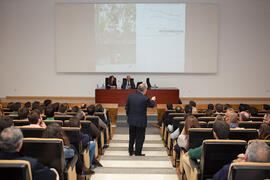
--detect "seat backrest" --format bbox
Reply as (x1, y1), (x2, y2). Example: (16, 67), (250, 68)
(188, 128), (214, 149)
(248, 139), (270, 146)
(238, 121), (262, 129)
(228, 162), (270, 180)
(192, 113), (206, 118)
(18, 126), (45, 138)
(54, 115), (74, 121)
(198, 117), (216, 123)
(168, 113), (185, 123)
(250, 117), (264, 121)
(13, 120), (30, 126)
(44, 120), (63, 127)
(86, 116), (100, 129)
(94, 112), (106, 123)
(0, 160), (32, 180)
(21, 138), (65, 179)
(80, 121), (92, 138)
(229, 129), (258, 141)
(201, 140), (247, 179)
(62, 127), (82, 153)
(199, 121), (208, 128)
(207, 121), (215, 128)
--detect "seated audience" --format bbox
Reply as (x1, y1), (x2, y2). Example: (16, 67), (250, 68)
(43, 99), (52, 107)
(207, 103), (214, 111)
(205, 109), (214, 117)
(263, 112), (270, 124)
(184, 104), (192, 115)
(18, 107), (29, 120)
(69, 117), (97, 170)
(239, 111), (250, 121)
(71, 106), (79, 113)
(24, 101), (32, 109)
(249, 106), (258, 117)
(223, 104), (232, 111)
(106, 75), (117, 89)
(52, 102), (60, 113)
(0, 127), (57, 180)
(56, 103), (69, 115)
(45, 105), (55, 121)
(95, 104), (109, 124)
(215, 103), (224, 114)
(224, 111), (240, 128)
(153, 103), (174, 128)
(26, 111), (46, 128)
(263, 104), (270, 111)
(10, 102), (22, 115)
(42, 123), (93, 175)
(0, 116), (13, 133)
(189, 101), (197, 113)
(87, 105), (107, 130)
(259, 123), (270, 140)
(213, 140), (270, 180)
(182, 120), (230, 180)
(121, 75), (135, 89)
(32, 101), (40, 111)
(176, 115), (200, 151)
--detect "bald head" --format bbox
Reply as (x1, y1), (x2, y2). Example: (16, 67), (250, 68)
(239, 111), (250, 121)
(137, 83), (148, 94)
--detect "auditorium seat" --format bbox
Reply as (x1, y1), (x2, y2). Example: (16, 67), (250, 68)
(198, 117), (216, 123)
(229, 129), (258, 141)
(248, 139), (270, 146)
(21, 138), (77, 180)
(207, 121), (215, 128)
(192, 113), (206, 118)
(188, 128), (214, 149)
(250, 117), (264, 121)
(238, 121), (262, 129)
(200, 139), (247, 180)
(54, 115), (73, 122)
(13, 120), (30, 126)
(0, 160), (32, 180)
(44, 120), (63, 127)
(228, 162), (270, 180)
(18, 126), (45, 138)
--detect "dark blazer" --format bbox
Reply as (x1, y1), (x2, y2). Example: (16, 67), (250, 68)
(121, 78), (135, 89)
(0, 152), (56, 180)
(125, 91), (155, 127)
(105, 77), (117, 89)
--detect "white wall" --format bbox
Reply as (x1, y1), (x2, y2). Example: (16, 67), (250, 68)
(0, 0), (270, 98)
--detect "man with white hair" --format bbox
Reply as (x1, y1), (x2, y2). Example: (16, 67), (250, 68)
(213, 140), (270, 180)
(0, 127), (57, 180)
(126, 83), (156, 156)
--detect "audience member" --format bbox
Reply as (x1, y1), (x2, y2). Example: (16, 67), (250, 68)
(263, 104), (270, 111)
(57, 103), (69, 115)
(239, 111), (250, 121)
(259, 123), (270, 140)
(52, 102), (60, 112)
(215, 104), (224, 114)
(86, 105), (107, 130)
(0, 127), (57, 180)
(175, 105), (183, 113)
(18, 107), (29, 120)
(7, 102), (14, 110)
(43, 99), (52, 107)
(153, 103), (173, 128)
(184, 104), (192, 114)
(24, 101), (32, 109)
(42, 124), (75, 169)
(71, 106), (79, 113)
(121, 75), (135, 89)
(224, 111), (239, 128)
(10, 102), (21, 115)
(189, 101), (197, 113)
(69, 117), (97, 172)
(26, 111), (46, 128)
(263, 112), (270, 124)
(249, 106), (258, 117)
(32, 101), (40, 110)
(205, 109), (214, 117)
(182, 120), (230, 180)
(207, 103), (214, 111)
(224, 104), (232, 111)
(0, 116), (13, 133)
(176, 115), (200, 151)
(45, 105), (55, 120)
(213, 140), (270, 180)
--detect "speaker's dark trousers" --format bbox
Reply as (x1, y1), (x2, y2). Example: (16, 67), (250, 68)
(129, 125), (146, 155)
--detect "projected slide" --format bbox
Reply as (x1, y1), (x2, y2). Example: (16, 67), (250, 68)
(94, 4), (186, 72)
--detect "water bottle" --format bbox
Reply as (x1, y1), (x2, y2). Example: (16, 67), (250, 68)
(96, 84), (99, 89)
(101, 83), (105, 89)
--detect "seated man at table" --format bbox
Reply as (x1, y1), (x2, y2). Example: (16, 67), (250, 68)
(121, 75), (135, 89)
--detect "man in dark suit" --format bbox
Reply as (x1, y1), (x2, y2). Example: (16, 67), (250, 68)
(121, 75), (135, 89)
(125, 83), (156, 156)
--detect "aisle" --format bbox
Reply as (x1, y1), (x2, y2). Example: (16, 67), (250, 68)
(91, 127), (178, 180)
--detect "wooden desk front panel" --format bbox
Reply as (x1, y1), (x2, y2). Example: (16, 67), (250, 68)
(95, 89), (179, 106)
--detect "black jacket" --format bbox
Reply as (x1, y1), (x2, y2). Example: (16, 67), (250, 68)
(125, 91), (155, 127)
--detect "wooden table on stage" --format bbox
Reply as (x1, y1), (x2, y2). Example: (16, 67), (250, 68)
(95, 88), (179, 106)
